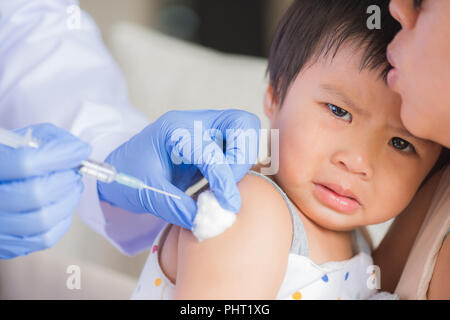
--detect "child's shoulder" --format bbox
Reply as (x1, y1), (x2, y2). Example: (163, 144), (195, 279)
(236, 171), (293, 234)
(191, 169), (294, 237)
(190, 170), (294, 246)
(174, 171), (294, 298)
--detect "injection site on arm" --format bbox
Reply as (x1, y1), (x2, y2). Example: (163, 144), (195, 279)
(191, 191), (237, 242)
(174, 174), (292, 299)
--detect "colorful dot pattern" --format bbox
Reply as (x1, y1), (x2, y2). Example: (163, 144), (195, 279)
(292, 291), (302, 300)
(291, 271), (359, 300)
(133, 223), (377, 300)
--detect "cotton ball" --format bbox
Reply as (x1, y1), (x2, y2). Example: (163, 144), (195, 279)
(191, 191), (236, 242)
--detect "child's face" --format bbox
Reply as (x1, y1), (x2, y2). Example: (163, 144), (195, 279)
(264, 44), (442, 231)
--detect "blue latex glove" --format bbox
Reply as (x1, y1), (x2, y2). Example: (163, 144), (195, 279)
(98, 109), (261, 230)
(0, 124), (92, 259)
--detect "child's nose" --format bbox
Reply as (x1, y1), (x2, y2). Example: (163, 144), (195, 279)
(330, 149), (374, 180)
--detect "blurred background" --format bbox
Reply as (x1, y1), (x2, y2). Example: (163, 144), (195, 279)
(0, 0), (393, 299)
(80, 0), (293, 57)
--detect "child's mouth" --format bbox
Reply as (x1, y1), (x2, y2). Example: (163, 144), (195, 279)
(313, 183), (361, 213)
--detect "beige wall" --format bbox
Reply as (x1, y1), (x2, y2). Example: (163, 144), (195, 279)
(79, 0), (159, 46)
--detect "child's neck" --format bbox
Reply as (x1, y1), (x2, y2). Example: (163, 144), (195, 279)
(297, 211), (354, 265)
(252, 164), (355, 265)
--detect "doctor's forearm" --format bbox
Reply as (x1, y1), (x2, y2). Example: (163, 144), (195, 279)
(0, 0), (161, 255)
(0, 0), (149, 135)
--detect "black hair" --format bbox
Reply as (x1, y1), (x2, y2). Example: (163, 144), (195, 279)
(267, 0), (401, 106)
(421, 148), (449, 189)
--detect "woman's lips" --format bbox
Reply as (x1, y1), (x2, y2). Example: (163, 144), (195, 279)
(387, 67), (398, 88)
(386, 50), (399, 88)
(386, 49), (396, 67)
(313, 183), (361, 213)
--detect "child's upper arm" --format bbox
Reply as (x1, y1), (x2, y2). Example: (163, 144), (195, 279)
(173, 174), (293, 299)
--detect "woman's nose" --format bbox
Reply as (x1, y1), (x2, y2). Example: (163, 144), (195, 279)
(389, 0), (419, 30)
(331, 149), (374, 180)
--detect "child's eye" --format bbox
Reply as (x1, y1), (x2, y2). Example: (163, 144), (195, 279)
(327, 104), (352, 122)
(390, 137), (416, 153)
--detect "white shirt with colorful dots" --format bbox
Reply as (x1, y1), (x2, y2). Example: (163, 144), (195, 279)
(131, 222), (377, 300)
(131, 171), (379, 300)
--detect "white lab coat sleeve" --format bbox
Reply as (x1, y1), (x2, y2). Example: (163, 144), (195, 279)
(0, 0), (166, 255)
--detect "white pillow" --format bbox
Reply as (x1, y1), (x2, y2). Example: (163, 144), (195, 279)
(108, 22), (270, 129)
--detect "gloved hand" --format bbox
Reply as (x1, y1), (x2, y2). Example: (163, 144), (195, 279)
(98, 109), (261, 230)
(0, 124), (92, 259)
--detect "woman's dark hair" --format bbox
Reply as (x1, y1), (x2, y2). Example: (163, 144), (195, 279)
(421, 148), (450, 189)
(267, 0), (401, 106)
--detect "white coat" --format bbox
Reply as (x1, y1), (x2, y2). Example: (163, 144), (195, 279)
(0, 0), (166, 255)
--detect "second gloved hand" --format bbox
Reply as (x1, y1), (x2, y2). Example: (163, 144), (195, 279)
(0, 124), (92, 259)
(97, 109), (261, 230)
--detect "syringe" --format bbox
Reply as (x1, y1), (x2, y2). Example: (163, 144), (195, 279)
(0, 127), (181, 200)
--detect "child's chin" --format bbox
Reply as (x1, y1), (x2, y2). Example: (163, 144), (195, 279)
(304, 204), (361, 232)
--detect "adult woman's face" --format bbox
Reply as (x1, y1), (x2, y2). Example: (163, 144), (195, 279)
(387, 0), (450, 148)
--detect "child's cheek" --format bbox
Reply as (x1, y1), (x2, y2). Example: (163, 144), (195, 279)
(367, 171), (418, 225)
(277, 117), (330, 184)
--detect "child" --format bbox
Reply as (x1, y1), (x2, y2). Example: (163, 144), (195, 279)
(132, 0), (444, 299)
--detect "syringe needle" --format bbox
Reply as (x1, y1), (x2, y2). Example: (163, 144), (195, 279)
(0, 127), (182, 201)
(142, 185), (182, 200)
(114, 173), (181, 200)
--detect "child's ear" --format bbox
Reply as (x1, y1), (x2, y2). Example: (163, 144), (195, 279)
(264, 85), (280, 120)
